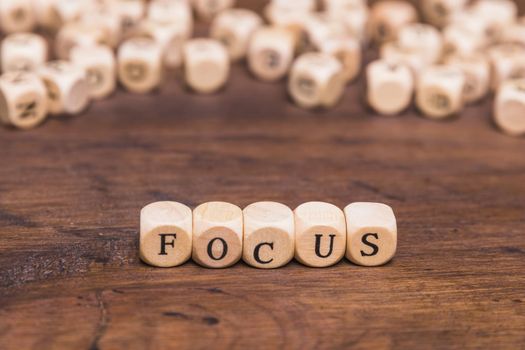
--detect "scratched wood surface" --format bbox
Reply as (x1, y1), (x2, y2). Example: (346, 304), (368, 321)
(1, 1), (525, 349)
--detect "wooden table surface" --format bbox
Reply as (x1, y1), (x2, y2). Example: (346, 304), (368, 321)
(1, 1), (525, 349)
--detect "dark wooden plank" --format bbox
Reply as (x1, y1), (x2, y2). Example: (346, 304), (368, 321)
(1, 1), (525, 349)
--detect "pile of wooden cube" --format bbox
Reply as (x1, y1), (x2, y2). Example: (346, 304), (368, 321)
(140, 201), (397, 268)
(0, 0), (524, 136)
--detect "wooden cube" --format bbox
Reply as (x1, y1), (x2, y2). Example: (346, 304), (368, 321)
(38, 61), (90, 116)
(488, 44), (525, 91)
(55, 22), (108, 60)
(138, 20), (189, 69)
(494, 79), (525, 137)
(501, 23), (525, 47)
(117, 37), (163, 94)
(420, 0), (468, 28)
(248, 26), (295, 82)
(192, 0), (234, 21)
(52, 0), (93, 26)
(442, 24), (485, 57)
(416, 65), (465, 119)
(367, 59), (414, 116)
(380, 41), (428, 77)
(148, 0), (193, 37)
(471, 0), (517, 42)
(70, 45), (116, 100)
(243, 202), (294, 269)
(288, 52), (345, 109)
(192, 202), (243, 268)
(183, 39), (230, 94)
(210, 9), (262, 62)
(368, 1), (417, 44)
(79, 11), (123, 49)
(445, 53), (490, 104)
(326, 4), (369, 44)
(294, 202), (346, 267)
(397, 23), (443, 65)
(304, 13), (348, 51)
(1, 33), (47, 73)
(0, 72), (47, 129)
(344, 202), (397, 266)
(107, 0), (146, 39)
(0, 0), (36, 33)
(318, 36), (361, 82)
(140, 201), (192, 267)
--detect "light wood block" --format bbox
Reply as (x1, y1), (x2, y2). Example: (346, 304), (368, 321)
(366, 59), (414, 116)
(494, 79), (525, 137)
(243, 202), (294, 269)
(248, 26), (295, 82)
(0, 0), (36, 33)
(501, 23), (525, 47)
(416, 65), (465, 119)
(294, 202), (346, 267)
(325, 3), (369, 44)
(344, 202), (397, 267)
(288, 52), (345, 109)
(38, 61), (90, 116)
(148, 0), (193, 38)
(380, 41), (428, 77)
(304, 13), (348, 51)
(318, 36), (361, 82)
(488, 44), (525, 91)
(107, 0), (146, 39)
(397, 23), (443, 65)
(471, 0), (517, 42)
(0, 72), (47, 130)
(32, 0), (60, 32)
(420, 0), (468, 28)
(183, 38), (230, 94)
(79, 11), (123, 49)
(140, 201), (192, 267)
(52, 0), (93, 27)
(1, 33), (48, 73)
(445, 53), (490, 104)
(192, 0), (234, 21)
(55, 22), (108, 60)
(192, 202), (243, 268)
(368, 1), (417, 44)
(71, 45), (116, 100)
(210, 8), (262, 62)
(117, 37), (163, 94)
(138, 20), (189, 69)
(442, 24), (485, 57)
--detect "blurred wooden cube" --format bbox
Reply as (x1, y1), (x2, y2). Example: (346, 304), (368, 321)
(416, 65), (465, 119)
(71, 45), (116, 100)
(368, 0), (417, 44)
(210, 8), (262, 62)
(288, 52), (345, 109)
(445, 53), (490, 104)
(38, 61), (90, 116)
(183, 38), (230, 94)
(1, 33), (48, 73)
(318, 36), (361, 82)
(140, 201), (193, 267)
(494, 79), (525, 137)
(367, 59), (414, 116)
(192, 0), (234, 21)
(488, 44), (525, 91)
(117, 37), (163, 94)
(0, 72), (47, 129)
(0, 0), (36, 33)
(397, 23), (443, 65)
(243, 202), (295, 269)
(420, 0), (468, 28)
(192, 202), (243, 268)
(55, 22), (108, 60)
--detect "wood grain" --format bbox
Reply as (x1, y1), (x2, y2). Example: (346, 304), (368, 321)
(1, 1), (525, 349)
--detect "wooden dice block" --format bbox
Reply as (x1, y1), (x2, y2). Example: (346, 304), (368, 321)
(71, 45), (116, 100)
(248, 26), (295, 82)
(442, 24), (485, 57)
(367, 59), (414, 116)
(488, 44), (525, 91)
(140, 201), (192, 267)
(38, 61), (90, 116)
(304, 13), (348, 51)
(0, 72), (47, 129)
(319, 36), (361, 82)
(420, 0), (468, 28)
(148, 0), (193, 37)
(294, 202), (346, 267)
(193, 202), (243, 268)
(108, 0), (146, 39)
(397, 23), (443, 65)
(139, 20), (189, 69)
(368, 1), (417, 44)
(471, 0), (517, 41)
(210, 9), (262, 62)
(0, 0), (36, 33)
(288, 52), (345, 109)
(416, 65), (465, 120)
(501, 23), (525, 47)
(344, 202), (397, 266)
(494, 80), (525, 136)
(445, 54), (490, 104)
(55, 22), (107, 60)
(183, 39), (230, 94)
(380, 41), (428, 77)
(243, 202), (295, 269)
(1, 33), (47, 73)
(117, 37), (163, 94)
(79, 11), (123, 49)
(326, 4), (369, 44)
(193, 0), (234, 21)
